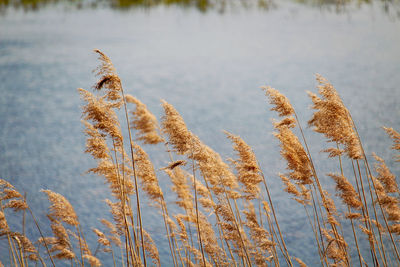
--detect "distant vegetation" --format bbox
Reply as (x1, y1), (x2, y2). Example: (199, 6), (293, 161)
(0, 0), (273, 13)
(0, 0), (399, 14)
(1, 49), (400, 266)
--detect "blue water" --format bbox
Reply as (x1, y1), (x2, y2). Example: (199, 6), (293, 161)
(1, 1), (400, 265)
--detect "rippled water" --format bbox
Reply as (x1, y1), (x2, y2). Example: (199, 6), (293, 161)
(1, 0), (399, 265)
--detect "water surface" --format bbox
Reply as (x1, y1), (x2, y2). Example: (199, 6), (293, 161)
(1, 0), (400, 265)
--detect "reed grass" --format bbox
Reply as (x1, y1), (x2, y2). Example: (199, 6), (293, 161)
(1, 50), (399, 267)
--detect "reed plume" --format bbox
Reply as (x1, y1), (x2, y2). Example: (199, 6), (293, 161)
(44, 216), (75, 260)
(105, 199), (131, 235)
(328, 173), (362, 209)
(93, 228), (112, 249)
(125, 94), (164, 145)
(197, 211), (226, 266)
(383, 127), (400, 161)
(225, 131), (263, 200)
(142, 230), (160, 266)
(262, 86), (294, 117)
(83, 120), (110, 160)
(101, 219), (122, 248)
(160, 100), (193, 155)
(243, 202), (274, 266)
(93, 49), (123, 106)
(132, 144), (163, 203)
(294, 257), (307, 267)
(174, 214), (208, 266)
(4, 51), (400, 267)
(89, 157), (135, 199)
(161, 100), (238, 192)
(79, 88), (123, 146)
(215, 199), (249, 258)
(161, 100), (254, 264)
(308, 74), (362, 160)
(190, 176), (215, 211)
(42, 190), (79, 226)
(0, 179), (28, 212)
(0, 210), (9, 234)
(11, 232), (39, 262)
(164, 166), (193, 211)
(321, 229), (347, 265)
(83, 254), (102, 266)
(373, 153), (398, 193)
(373, 177), (400, 225)
(273, 125), (313, 185)
(279, 174), (309, 205)
(265, 84), (353, 265)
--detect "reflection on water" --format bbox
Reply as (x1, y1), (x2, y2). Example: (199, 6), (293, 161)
(297, 0), (400, 18)
(0, 0), (275, 13)
(0, 0), (399, 15)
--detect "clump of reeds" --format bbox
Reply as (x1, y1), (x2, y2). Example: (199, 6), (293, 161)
(1, 51), (399, 267)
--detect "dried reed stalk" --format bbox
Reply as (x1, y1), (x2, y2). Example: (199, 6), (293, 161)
(4, 54), (400, 267)
(265, 84), (353, 265)
(161, 100), (252, 265)
(82, 49), (147, 266)
(243, 202), (274, 266)
(126, 95), (183, 266)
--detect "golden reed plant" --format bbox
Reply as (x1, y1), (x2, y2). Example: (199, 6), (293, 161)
(1, 50), (400, 267)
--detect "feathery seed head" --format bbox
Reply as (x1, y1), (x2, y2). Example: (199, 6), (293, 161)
(383, 127), (400, 161)
(4, 199), (28, 211)
(11, 232), (39, 261)
(79, 88), (123, 146)
(308, 75), (362, 159)
(390, 224), (400, 235)
(1, 188), (23, 201)
(93, 228), (111, 247)
(274, 126), (313, 185)
(83, 254), (102, 267)
(280, 174), (301, 197)
(143, 230), (161, 266)
(161, 100), (193, 154)
(322, 148), (345, 158)
(165, 167), (193, 211)
(262, 86), (294, 117)
(94, 49), (116, 76)
(134, 144), (163, 202)
(0, 180), (27, 211)
(373, 153), (398, 193)
(105, 199), (131, 234)
(164, 160), (187, 170)
(345, 212), (362, 220)
(100, 219), (122, 247)
(273, 117), (296, 129)
(93, 49), (122, 105)
(83, 120), (110, 160)
(126, 94), (164, 144)
(226, 131), (262, 199)
(328, 173), (362, 209)
(42, 190), (79, 226)
(0, 211), (9, 233)
(294, 257), (308, 267)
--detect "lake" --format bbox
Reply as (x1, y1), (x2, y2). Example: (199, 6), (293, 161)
(1, 0), (400, 265)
